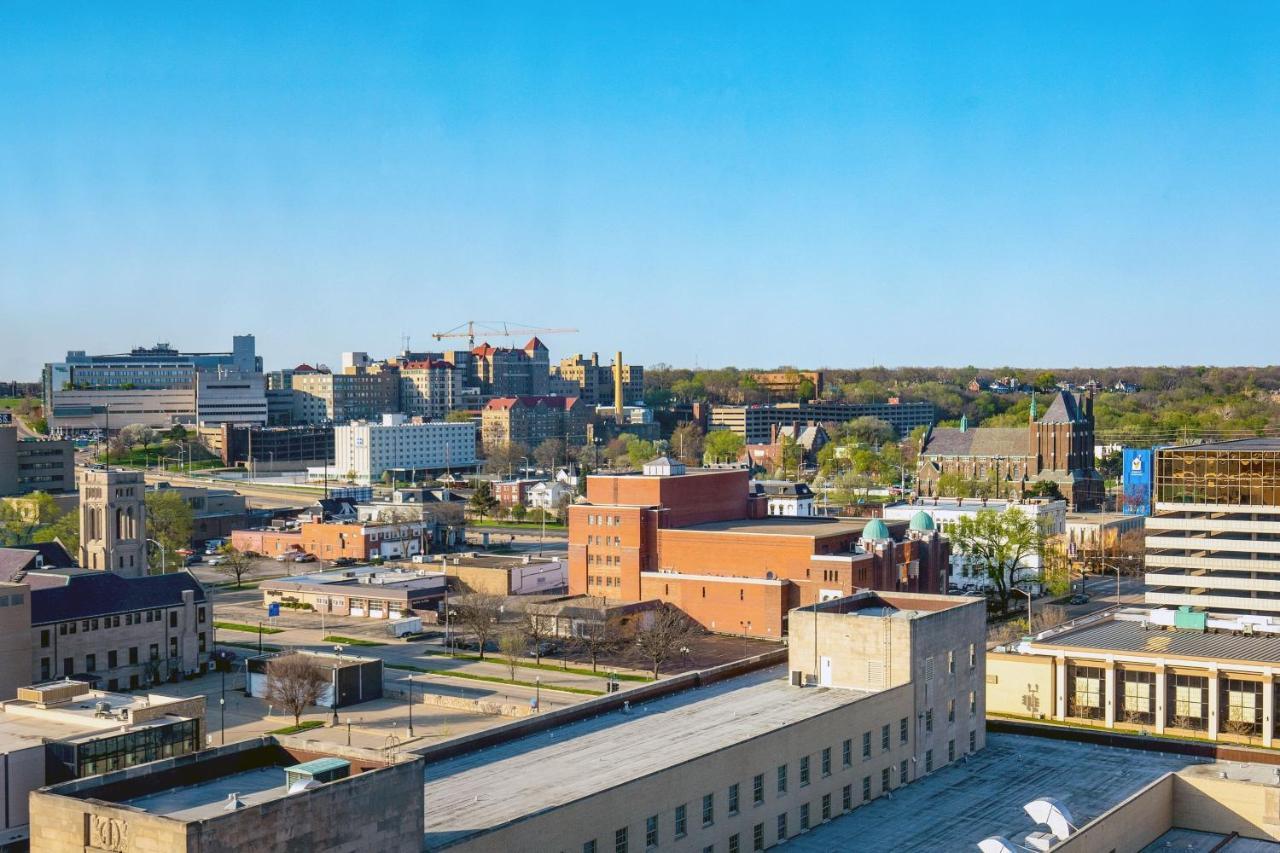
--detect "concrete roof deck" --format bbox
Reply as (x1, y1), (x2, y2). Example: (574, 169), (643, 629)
(1144, 828), (1280, 851)
(0, 713), (100, 753)
(1029, 619), (1280, 665)
(677, 517), (877, 538)
(422, 667), (871, 848)
(123, 765), (288, 821)
(784, 733), (1213, 852)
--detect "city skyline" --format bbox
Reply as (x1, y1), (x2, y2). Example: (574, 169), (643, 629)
(4, 4), (1280, 377)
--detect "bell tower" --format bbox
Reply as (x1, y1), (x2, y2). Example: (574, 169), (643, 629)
(78, 468), (148, 577)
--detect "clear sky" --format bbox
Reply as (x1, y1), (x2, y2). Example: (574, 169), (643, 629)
(3, 3), (1279, 378)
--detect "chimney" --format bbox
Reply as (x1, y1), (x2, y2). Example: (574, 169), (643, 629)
(614, 352), (625, 422)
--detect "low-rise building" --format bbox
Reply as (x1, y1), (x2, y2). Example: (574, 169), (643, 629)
(232, 516), (440, 562)
(422, 591), (986, 853)
(260, 566), (445, 619)
(430, 553), (567, 596)
(200, 423), (335, 471)
(0, 680), (205, 848)
(492, 478), (539, 508)
(526, 479), (573, 514)
(754, 480), (817, 517)
(29, 736), (424, 853)
(246, 650), (383, 708)
(334, 414), (477, 485)
(0, 428), (75, 497)
(147, 482), (248, 546)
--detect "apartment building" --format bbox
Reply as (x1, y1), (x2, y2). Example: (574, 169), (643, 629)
(334, 415), (477, 484)
(465, 338), (550, 397)
(567, 458), (949, 638)
(398, 359), (462, 419)
(553, 352), (644, 406)
(423, 592), (986, 853)
(481, 395), (589, 449)
(710, 399), (935, 444)
(290, 365), (400, 424)
(0, 428), (74, 496)
(1144, 439), (1280, 616)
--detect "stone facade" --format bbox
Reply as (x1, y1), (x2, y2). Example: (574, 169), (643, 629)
(77, 469), (148, 577)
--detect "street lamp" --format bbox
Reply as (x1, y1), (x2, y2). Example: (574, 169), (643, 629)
(146, 538), (168, 574)
(407, 674), (415, 736)
(534, 676), (541, 712)
(1017, 585), (1034, 633)
(331, 644), (343, 726)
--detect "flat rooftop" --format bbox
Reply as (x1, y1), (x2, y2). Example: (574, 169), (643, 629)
(1167, 439), (1280, 453)
(1143, 830), (1280, 852)
(423, 667), (871, 849)
(783, 733), (1213, 852)
(123, 765), (288, 821)
(678, 517), (877, 538)
(1028, 619), (1280, 664)
(263, 566), (445, 591)
(0, 711), (102, 753)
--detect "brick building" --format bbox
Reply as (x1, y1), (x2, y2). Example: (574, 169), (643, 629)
(481, 395), (588, 450)
(231, 517), (437, 562)
(567, 458), (949, 638)
(917, 390), (1104, 510)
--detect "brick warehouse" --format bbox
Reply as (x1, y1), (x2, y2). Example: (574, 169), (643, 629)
(567, 458), (949, 638)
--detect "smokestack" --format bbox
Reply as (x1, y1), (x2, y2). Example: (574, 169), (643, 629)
(614, 352), (625, 422)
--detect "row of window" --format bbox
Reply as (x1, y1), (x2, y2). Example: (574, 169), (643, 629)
(582, 733), (979, 853)
(44, 605), (204, 645)
(586, 514), (624, 527)
(588, 554), (621, 567)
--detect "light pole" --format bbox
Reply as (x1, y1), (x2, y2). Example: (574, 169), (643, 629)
(331, 644), (343, 726)
(146, 538), (168, 575)
(220, 666), (226, 744)
(534, 676), (541, 712)
(407, 674), (415, 735)
(1017, 585), (1034, 632)
(519, 457), (530, 480)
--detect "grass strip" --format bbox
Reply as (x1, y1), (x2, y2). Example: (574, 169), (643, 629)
(324, 635), (386, 647)
(269, 720), (325, 735)
(419, 649), (651, 681)
(214, 621), (284, 635)
(386, 664), (603, 696)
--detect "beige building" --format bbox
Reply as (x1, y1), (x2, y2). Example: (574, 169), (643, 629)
(0, 428), (74, 497)
(423, 591), (986, 852)
(291, 365), (400, 425)
(553, 352), (643, 407)
(29, 736), (424, 853)
(77, 468), (147, 577)
(0, 680), (204, 848)
(435, 552), (567, 596)
(988, 610), (1280, 745)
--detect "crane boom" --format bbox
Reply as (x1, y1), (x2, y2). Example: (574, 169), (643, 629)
(431, 320), (578, 348)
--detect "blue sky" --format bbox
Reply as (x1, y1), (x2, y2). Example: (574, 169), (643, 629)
(3, 3), (1279, 378)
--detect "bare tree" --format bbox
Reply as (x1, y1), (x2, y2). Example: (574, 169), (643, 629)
(632, 606), (695, 679)
(454, 593), (504, 660)
(499, 630), (523, 681)
(517, 602), (555, 664)
(215, 547), (255, 589)
(573, 603), (621, 673)
(264, 653), (331, 729)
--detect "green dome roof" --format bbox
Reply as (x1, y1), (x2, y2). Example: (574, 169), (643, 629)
(862, 518), (891, 541)
(909, 511), (936, 533)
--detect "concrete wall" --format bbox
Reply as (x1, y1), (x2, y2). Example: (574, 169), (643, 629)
(1174, 771), (1280, 842)
(1052, 773), (1174, 853)
(2, 742), (45, 834)
(0, 582), (33, 701)
(986, 652), (1056, 720)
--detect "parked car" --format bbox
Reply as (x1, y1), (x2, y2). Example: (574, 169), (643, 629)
(332, 557), (357, 567)
(274, 552), (292, 562)
(1069, 593), (1090, 605)
(455, 637), (499, 653)
(526, 641), (560, 657)
(183, 554), (202, 566)
(206, 555), (226, 566)
(293, 553), (317, 563)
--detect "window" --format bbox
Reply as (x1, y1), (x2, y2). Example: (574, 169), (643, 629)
(926, 709), (934, 733)
(729, 835), (739, 853)
(777, 764), (787, 794)
(1119, 670), (1155, 724)
(821, 793), (831, 821)
(646, 815), (658, 848)
(821, 747), (831, 777)
(702, 793), (714, 826)
(881, 724), (890, 751)
(675, 804), (687, 838)
(800, 803), (810, 831)
(753, 774), (764, 805)
(616, 827), (629, 853)
(1069, 664), (1105, 720)
(1224, 678), (1262, 735)
(842, 738), (852, 767)
(728, 783), (740, 816)
(899, 760), (908, 784)
(862, 731), (871, 759)
(799, 756), (810, 786)
(948, 739), (956, 762)
(169, 611), (178, 628)
(753, 824), (764, 851)
(585, 842), (597, 853)
(926, 750), (934, 773)
(899, 717), (908, 743)
(842, 784), (852, 812)
(863, 776), (872, 801)
(969, 643), (976, 668)
(948, 650), (956, 674)
(948, 699), (955, 723)
(970, 690), (977, 716)
(108, 650), (118, 668)
(40, 629), (49, 648)
(776, 813), (787, 842)
(129, 647), (139, 665)
(969, 731), (976, 752)
(881, 767), (890, 791)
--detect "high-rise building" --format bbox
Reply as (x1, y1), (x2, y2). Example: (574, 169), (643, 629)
(463, 338), (550, 397)
(77, 469), (147, 577)
(398, 360), (463, 420)
(481, 395), (588, 450)
(290, 364), (401, 424)
(0, 428), (74, 496)
(1145, 439), (1280, 616)
(42, 336), (264, 434)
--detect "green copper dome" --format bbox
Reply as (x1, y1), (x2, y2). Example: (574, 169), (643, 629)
(862, 518), (891, 540)
(909, 511), (936, 533)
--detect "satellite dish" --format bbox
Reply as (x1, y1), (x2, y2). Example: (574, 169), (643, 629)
(977, 837), (1019, 853)
(1024, 797), (1076, 841)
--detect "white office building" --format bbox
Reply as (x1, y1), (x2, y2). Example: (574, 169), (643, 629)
(335, 415), (476, 485)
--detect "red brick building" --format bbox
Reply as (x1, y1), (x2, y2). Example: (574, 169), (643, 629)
(567, 458), (949, 638)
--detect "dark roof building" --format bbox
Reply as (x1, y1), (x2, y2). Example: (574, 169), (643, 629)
(29, 570), (206, 626)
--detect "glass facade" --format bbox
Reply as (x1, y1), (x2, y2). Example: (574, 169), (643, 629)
(51, 718), (201, 779)
(1157, 447), (1280, 506)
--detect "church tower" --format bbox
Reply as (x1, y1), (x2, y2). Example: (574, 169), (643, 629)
(78, 468), (148, 577)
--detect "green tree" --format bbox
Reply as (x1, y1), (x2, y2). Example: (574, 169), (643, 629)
(445, 409), (475, 423)
(670, 423), (704, 466)
(1026, 480), (1063, 499)
(703, 430), (745, 465)
(32, 509), (80, 554)
(144, 489), (194, 570)
(842, 416), (896, 446)
(795, 377), (816, 402)
(167, 424), (188, 441)
(625, 436), (657, 469)
(510, 503), (528, 524)
(0, 492), (63, 547)
(777, 435), (805, 479)
(1034, 372), (1058, 390)
(951, 508), (1046, 614)
(468, 480), (499, 520)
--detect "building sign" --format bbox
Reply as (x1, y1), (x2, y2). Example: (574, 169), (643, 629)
(1121, 447), (1154, 516)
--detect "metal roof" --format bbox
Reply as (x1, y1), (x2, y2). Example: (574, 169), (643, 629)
(1033, 620), (1280, 664)
(289, 757), (350, 777)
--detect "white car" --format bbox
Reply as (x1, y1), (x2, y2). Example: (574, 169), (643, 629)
(206, 555), (226, 566)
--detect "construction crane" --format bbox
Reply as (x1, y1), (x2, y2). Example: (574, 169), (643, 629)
(431, 320), (578, 349)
